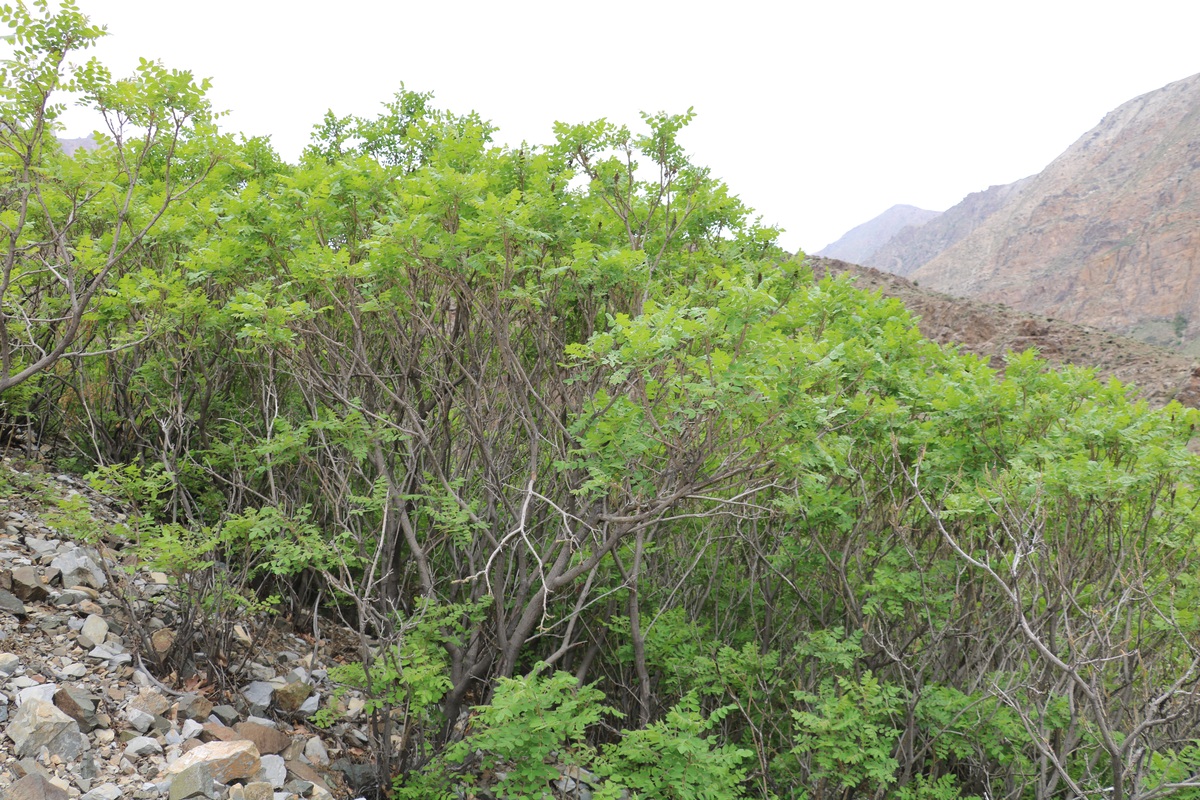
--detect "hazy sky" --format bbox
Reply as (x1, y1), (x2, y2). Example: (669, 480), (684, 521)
(52, 1), (1200, 254)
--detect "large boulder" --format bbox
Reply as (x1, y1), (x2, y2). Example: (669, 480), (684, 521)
(5, 697), (86, 760)
(50, 548), (106, 590)
(165, 740), (261, 784)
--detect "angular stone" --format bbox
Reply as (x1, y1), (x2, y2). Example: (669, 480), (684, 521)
(241, 681), (274, 713)
(168, 761), (216, 800)
(57, 661), (86, 679)
(10, 566), (48, 601)
(17, 683), (58, 706)
(123, 735), (163, 759)
(54, 685), (99, 731)
(79, 614), (109, 647)
(211, 704), (239, 726)
(285, 760), (331, 794)
(166, 739), (261, 784)
(5, 772), (69, 800)
(240, 783), (274, 800)
(234, 720), (291, 755)
(130, 687), (170, 716)
(254, 754), (287, 788)
(272, 680), (311, 713)
(80, 785), (123, 800)
(24, 537), (58, 558)
(13, 757), (51, 780)
(181, 719), (204, 740)
(0, 651), (20, 675)
(125, 706), (155, 733)
(0, 587), (28, 618)
(199, 720), (238, 742)
(151, 627), (175, 657)
(5, 697), (85, 760)
(298, 692), (320, 714)
(177, 692), (214, 722)
(303, 734), (330, 766)
(79, 786), (120, 800)
(50, 548), (107, 590)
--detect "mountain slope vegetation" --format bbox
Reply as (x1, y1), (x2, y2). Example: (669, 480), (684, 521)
(5, 5), (1200, 800)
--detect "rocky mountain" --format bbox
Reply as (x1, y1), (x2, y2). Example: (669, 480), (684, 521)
(816, 204), (940, 264)
(909, 72), (1200, 351)
(862, 178), (1033, 276)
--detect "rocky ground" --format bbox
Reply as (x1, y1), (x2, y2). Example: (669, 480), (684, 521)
(813, 257), (1200, 409)
(0, 463), (374, 800)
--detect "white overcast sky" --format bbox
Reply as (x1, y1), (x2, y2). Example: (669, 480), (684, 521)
(51, 1), (1200, 254)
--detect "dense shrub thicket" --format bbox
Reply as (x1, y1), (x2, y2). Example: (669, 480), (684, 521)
(5, 4), (1200, 799)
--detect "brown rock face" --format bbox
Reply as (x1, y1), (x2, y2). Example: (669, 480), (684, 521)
(5, 773), (69, 800)
(910, 72), (1200, 349)
(864, 178), (1034, 276)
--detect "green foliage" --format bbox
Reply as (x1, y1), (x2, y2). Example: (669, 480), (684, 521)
(594, 694), (753, 800)
(13, 8), (1200, 798)
(445, 665), (612, 799)
(316, 599), (487, 730)
(791, 671), (904, 792)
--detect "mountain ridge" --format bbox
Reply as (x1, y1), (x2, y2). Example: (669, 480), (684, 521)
(816, 204), (940, 264)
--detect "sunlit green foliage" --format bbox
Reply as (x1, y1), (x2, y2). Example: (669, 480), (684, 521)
(6, 4), (1200, 799)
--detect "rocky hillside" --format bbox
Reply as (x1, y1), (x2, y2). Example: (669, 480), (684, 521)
(816, 204), (940, 264)
(0, 465), (374, 800)
(862, 178), (1033, 276)
(910, 72), (1200, 351)
(813, 257), (1200, 408)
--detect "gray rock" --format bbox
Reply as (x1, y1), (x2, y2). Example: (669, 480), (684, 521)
(53, 685), (99, 731)
(255, 754), (287, 788)
(298, 692), (320, 715)
(241, 681), (275, 713)
(211, 704), (239, 726)
(125, 706), (156, 733)
(17, 683), (59, 706)
(5, 697), (86, 759)
(0, 651), (20, 675)
(24, 537), (59, 558)
(123, 735), (163, 759)
(0, 587), (28, 617)
(80, 784), (123, 800)
(79, 614), (109, 647)
(303, 735), (330, 767)
(87, 644), (130, 668)
(57, 661), (86, 679)
(50, 548), (106, 590)
(168, 761), (216, 800)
